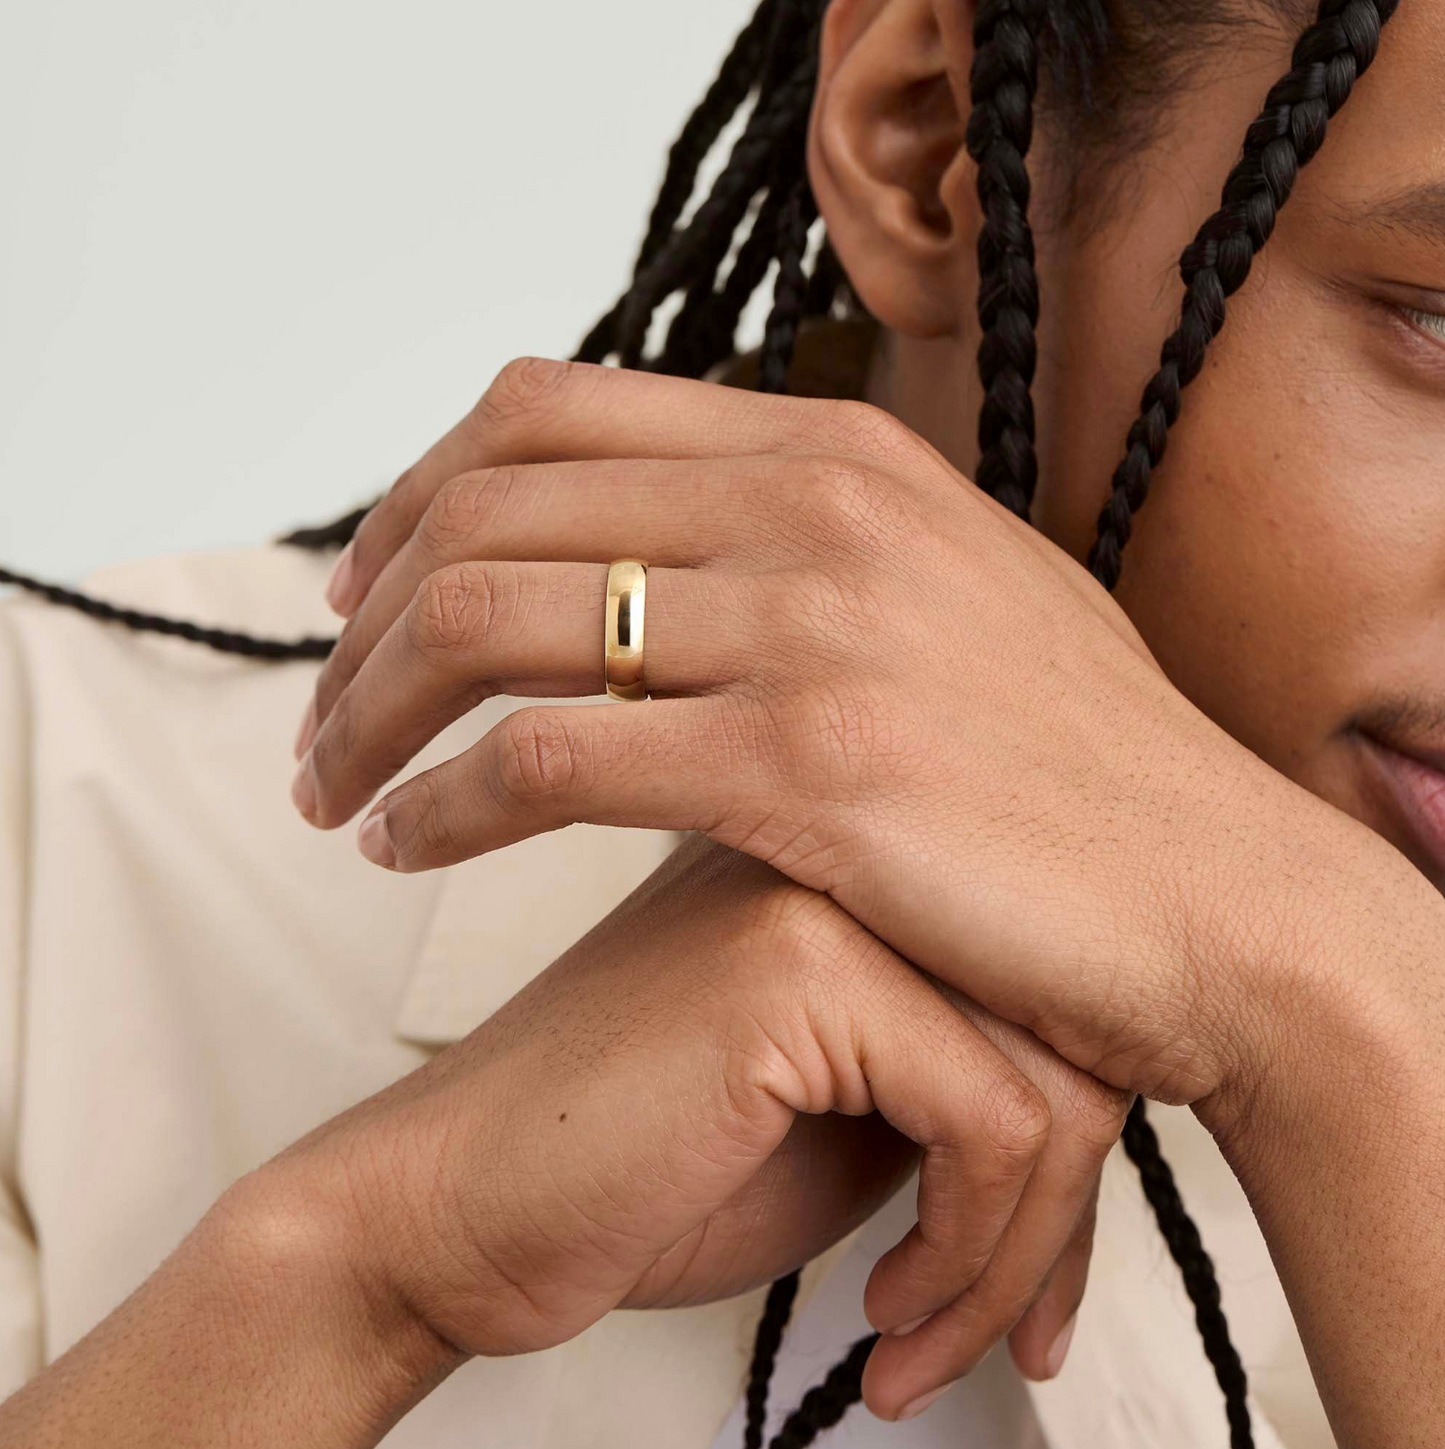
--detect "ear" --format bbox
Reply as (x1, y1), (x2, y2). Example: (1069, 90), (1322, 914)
(807, 0), (977, 339)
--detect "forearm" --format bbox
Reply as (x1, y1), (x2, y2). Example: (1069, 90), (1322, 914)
(0, 1171), (463, 1448)
(1200, 841), (1445, 1448)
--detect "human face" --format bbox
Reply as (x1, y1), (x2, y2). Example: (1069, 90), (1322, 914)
(816, 0), (1445, 890)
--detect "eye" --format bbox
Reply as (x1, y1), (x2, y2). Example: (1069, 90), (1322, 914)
(1402, 305), (1445, 343)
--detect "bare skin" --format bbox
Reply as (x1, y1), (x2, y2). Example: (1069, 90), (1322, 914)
(835, 0), (1445, 888)
(6, 1), (1445, 1446)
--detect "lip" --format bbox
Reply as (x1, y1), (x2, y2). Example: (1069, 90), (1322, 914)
(1357, 730), (1445, 882)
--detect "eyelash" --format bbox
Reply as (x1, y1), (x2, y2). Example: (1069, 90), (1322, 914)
(1402, 306), (1445, 342)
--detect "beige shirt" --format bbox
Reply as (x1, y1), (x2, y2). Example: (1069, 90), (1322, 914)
(0, 544), (1332, 1449)
(0, 333), (1333, 1443)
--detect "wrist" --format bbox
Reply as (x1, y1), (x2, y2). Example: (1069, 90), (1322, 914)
(196, 1163), (467, 1437)
(1194, 813), (1445, 1161)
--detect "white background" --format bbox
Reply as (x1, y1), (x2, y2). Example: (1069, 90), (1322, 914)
(0, 0), (758, 582)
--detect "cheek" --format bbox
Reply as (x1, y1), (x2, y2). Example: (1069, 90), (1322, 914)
(1054, 289), (1438, 792)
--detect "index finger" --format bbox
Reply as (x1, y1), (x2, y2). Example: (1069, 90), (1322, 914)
(326, 355), (842, 618)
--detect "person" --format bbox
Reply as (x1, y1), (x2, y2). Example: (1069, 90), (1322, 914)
(0, 0), (1441, 1446)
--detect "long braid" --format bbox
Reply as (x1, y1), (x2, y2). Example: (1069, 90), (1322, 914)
(0, 11), (1395, 1449)
(573, 0), (783, 366)
(743, 1271), (802, 1449)
(749, 2), (1258, 1443)
(655, 156), (799, 379)
(653, 4), (825, 383)
(967, 0), (1047, 521)
(766, 1335), (876, 1449)
(1123, 1099), (1253, 1448)
(629, 0), (785, 276)
(1087, 0), (1399, 590)
(278, 504), (374, 552)
(802, 237), (848, 319)
(0, 565), (334, 660)
(0, 2), (810, 657)
(653, 211), (777, 378)
(758, 178), (820, 394)
(612, 40), (821, 368)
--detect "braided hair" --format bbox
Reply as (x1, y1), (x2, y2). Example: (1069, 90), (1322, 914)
(0, 2), (1400, 1444)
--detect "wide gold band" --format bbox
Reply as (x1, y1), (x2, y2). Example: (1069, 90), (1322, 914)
(605, 560), (648, 702)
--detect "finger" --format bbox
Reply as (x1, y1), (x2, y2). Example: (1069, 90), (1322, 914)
(860, 1100), (1114, 1420)
(1006, 1177), (1100, 1381)
(298, 563), (745, 830)
(308, 454), (801, 739)
(340, 697), (788, 871)
(329, 356), (848, 618)
(823, 960), (1058, 1421)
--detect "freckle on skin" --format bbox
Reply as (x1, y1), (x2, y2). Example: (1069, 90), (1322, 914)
(558, 1112), (568, 1122)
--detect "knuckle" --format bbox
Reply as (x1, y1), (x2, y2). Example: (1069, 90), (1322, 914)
(493, 708), (586, 805)
(472, 354), (577, 432)
(422, 468), (519, 554)
(735, 876), (854, 975)
(410, 562), (503, 658)
(800, 452), (915, 553)
(979, 1071), (1052, 1164)
(774, 682), (915, 784)
(832, 398), (922, 463)
(1062, 1076), (1132, 1159)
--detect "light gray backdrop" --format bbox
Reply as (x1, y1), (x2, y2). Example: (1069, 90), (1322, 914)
(0, 0), (759, 581)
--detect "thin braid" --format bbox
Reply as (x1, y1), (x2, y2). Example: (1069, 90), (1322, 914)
(766, 1334), (875, 1449)
(633, 0), (784, 275)
(1067, 4), (1406, 1438)
(655, 161), (798, 379)
(748, 18), (1250, 1443)
(743, 1271), (802, 1449)
(655, 3), (826, 382)
(758, 176), (819, 394)
(573, 0), (783, 365)
(278, 503), (374, 552)
(726, 177), (874, 1448)
(0, 4), (814, 657)
(1123, 1099), (1254, 1448)
(0, 15), (1367, 1447)
(802, 237), (848, 320)
(613, 42), (821, 368)
(0, 566), (334, 661)
(966, 0), (1047, 521)
(1087, 0), (1399, 590)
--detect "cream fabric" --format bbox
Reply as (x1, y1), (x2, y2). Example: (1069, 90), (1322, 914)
(0, 543), (1330, 1448)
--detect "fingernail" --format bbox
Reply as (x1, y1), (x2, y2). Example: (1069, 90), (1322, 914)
(325, 541), (356, 616)
(357, 807), (396, 869)
(1044, 1313), (1078, 1379)
(898, 1382), (954, 1421)
(293, 699), (318, 761)
(291, 752), (318, 821)
(887, 1314), (931, 1337)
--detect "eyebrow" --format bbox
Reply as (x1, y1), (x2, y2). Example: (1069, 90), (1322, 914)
(1332, 179), (1445, 249)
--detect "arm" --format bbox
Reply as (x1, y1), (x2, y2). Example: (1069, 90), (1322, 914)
(1199, 831), (1445, 1449)
(290, 356), (1445, 1439)
(0, 838), (1126, 1441)
(0, 1183), (460, 1449)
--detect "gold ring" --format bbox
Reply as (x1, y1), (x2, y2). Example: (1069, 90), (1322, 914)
(605, 560), (648, 702)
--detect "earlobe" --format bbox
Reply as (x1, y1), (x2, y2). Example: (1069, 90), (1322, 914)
(808, 0), (976, 340)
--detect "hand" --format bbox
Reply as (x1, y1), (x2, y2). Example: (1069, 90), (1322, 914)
(224, 836), (1124, 1420)
(293, 356), (1391, 1120)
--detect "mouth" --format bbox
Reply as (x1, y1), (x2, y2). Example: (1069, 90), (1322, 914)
(1356, 729), (1445, 885)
